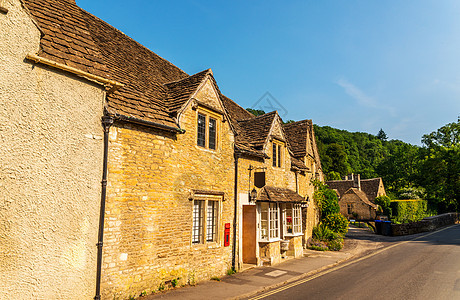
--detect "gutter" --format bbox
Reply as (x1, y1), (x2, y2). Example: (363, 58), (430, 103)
(94, 115), (113, 300)
(25, 53), (123, 93)
(113, 114), (186, 134)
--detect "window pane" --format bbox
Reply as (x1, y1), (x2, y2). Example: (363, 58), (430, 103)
(192, 200), (204, 244)
(269, 203), (279, 239)
(206, 200), (218, 242)
(278, 145), (282, 167)
(197, 114), (206, 147)
(286, 203), (293, 234)
(260, 202), (269, 240)
(208, 118), (216, 150)
(293, 204), (302, 234)
(272, 143), (277, 167)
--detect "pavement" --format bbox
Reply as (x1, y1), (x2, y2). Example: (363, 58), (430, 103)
(142, 226), (415, 300)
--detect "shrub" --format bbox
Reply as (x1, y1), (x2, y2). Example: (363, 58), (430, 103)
(375, 195), (392, 217)
(326, 237), (344, 251)
(313, 180), (340, 218)
(312, 223), (336, 242)
(391, 199), (428, 223)
(323, 213), (349, 235)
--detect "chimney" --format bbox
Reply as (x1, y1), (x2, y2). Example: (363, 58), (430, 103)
(353, 174), (361, 190)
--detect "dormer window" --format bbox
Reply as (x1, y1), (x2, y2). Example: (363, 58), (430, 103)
(197, 110), (219, 150)
(272, 141), (283, 168)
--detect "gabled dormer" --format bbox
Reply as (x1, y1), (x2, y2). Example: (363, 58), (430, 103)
(164, 69), (235, 151)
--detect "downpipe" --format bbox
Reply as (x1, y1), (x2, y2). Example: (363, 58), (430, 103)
(94, 115), (113, 300)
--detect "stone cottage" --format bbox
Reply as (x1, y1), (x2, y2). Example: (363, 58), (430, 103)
(1, 0), (118, 298)
(1, 0), (324, 299)
(326, 174), (385, 220)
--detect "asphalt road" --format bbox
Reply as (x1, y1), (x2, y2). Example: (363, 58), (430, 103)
(250, 224), (460, 300)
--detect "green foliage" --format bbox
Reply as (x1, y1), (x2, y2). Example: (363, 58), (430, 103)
(390, 200), (428, 223)
(313, 180), (340, 219)
(375, 195), (392, 216)
(210, 276), (221, 281)
(312, 223), (337, 241)
(326, 237), (344, 251)
(158, 282), (165, 291)
(171, 277), (180, 288)
(315, 117), (460, 213)
(227, 268), (237, 276)
(308, 243), (329, 251)
(377, 128), (388, 141)
(311, 223), (344, 251)
(322, 213), (349, 235)
(246, 108), (266, 117)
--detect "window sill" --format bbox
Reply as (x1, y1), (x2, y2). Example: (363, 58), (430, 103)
(191, 242), (220, 249)
(284, 233), (303, 237)
(258, 238), (281, 243)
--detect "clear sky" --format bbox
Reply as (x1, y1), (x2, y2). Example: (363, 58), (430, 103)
(77, 0), (460, 145)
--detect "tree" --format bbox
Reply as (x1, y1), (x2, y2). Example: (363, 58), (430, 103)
(313, 180), (340, 219)
(418, 118), (460, 212)
(246, 108), (265, 117)
(377, 128), (388, 141)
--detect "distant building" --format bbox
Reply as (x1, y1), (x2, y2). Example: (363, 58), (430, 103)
(326, 174), (385, 220)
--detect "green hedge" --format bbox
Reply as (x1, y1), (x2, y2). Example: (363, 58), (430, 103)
(390, 199), (427, 224)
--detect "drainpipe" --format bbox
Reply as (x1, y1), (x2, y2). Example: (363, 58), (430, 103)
(232, 152), (239, 271)
(94, 115), (113, 300)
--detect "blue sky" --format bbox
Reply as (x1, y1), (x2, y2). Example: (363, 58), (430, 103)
(77, 0), (460, 145)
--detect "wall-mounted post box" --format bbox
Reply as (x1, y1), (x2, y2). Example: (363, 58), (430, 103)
(224, 223), (231, 247)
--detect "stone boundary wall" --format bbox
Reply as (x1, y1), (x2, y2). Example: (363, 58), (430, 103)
(391, 213), (460, 236)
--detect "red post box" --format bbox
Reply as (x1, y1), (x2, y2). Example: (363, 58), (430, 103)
(224, 223), (231, 247)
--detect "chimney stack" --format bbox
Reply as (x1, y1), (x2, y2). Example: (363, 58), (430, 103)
(353, 174), (361, 190)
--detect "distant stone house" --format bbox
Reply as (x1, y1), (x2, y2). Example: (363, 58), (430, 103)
(326, 174), (385, 220)
(1, 0), (324, 299)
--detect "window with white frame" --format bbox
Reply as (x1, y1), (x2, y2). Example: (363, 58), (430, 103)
(284, 203), (302, 235)
(260, 202), (280, 241)
(192, 197), (220, 245)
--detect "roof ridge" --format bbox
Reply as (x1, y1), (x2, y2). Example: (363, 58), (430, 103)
(238, 110), (277, 123)
(164, 69), (211, 86)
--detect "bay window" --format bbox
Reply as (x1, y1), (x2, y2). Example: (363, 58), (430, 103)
(284, 203), (302, 235)
(260, 202), (280, 241)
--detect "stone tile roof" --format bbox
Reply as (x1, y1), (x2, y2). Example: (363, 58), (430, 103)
(342, 188), (378, 209)
(291, 157), (308, 171)
(361, 178), (383, 203)
(283, 120), (310, 157)
(257, 186), (305, 203)
(23, 0), (109, 77)
(238, 111), (277, 149)
(21, 0), (321, 167)
(283, 119), (322, 172)
(326, 177), (384, 203)
(165, 69), (211, 114)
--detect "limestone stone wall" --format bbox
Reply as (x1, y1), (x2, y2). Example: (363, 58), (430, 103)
(0, 1), (105, 299)
(102, 95), (235, 299)
(391, 213), (460, 236)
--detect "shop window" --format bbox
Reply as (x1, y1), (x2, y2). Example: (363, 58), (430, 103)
(284, 203), (302, 235)
(260, 202), (280, 241)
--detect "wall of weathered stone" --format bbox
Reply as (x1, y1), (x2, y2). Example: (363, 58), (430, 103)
(391, 213), (460, 236)
(0, 1), (105, 299)
(102, 92), (236, 299)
